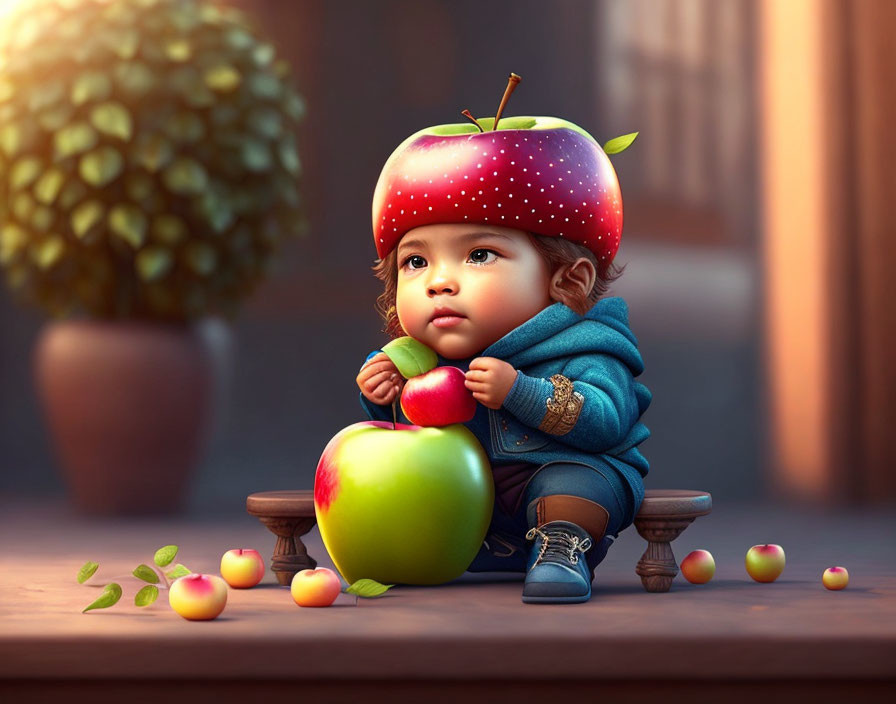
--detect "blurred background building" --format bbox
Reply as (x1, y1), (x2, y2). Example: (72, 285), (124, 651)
(0, 0), (893, 512)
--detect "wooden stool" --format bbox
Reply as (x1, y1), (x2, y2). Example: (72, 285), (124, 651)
(634, 489), (712, 592)
(246, 491), (317, 586)
(247, 488), (711, 591)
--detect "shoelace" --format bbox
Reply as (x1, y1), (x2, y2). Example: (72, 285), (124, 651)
(525, 527), (593, 566)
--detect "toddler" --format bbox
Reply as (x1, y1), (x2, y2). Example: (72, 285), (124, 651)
(356, 110), (650, 604)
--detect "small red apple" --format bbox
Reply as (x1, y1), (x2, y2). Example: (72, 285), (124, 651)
(220, 548), (265, 588)
(168, 574), (228, 620)
(822, 566), (849, 590)
(291, 567), (342, 607)
(400, 366), (476, 427)
(679, 549), (715, 584)
(745, 544), (786, 583)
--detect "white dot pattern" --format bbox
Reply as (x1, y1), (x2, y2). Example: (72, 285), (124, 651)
(372, 127), (623, 261)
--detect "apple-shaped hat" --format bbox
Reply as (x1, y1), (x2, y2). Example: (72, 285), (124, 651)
(372, 74), (637, 269)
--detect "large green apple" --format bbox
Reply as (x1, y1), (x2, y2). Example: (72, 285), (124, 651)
(314, 421), (493, 585)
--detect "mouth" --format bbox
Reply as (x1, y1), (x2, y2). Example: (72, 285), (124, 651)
(430, 308), (466, 329)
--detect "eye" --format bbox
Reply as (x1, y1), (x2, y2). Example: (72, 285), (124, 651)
(468, 248), (498, 265)
(403, 255), (427, 270)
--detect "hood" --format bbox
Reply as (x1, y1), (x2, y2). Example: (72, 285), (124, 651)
(482, 298), (644, 376)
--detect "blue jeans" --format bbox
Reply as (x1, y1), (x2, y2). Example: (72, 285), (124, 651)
(467, 461), (631, 576)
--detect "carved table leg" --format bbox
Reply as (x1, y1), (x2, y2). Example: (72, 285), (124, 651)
(633, 516), (696, 592)
(257, 516), (318, 586)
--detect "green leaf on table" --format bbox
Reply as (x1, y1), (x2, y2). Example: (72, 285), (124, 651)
(381, 336), (438, 379)
(133, 564), (159, 584)
(344, 579), (394, 598)
(602, 132), (638, 155)
(154, 545), (178, 567)
(134, 585), (159, 607)
(82, 583), (122, 612)
(165, 564), (191, 579)
(77, 561), (99, 584)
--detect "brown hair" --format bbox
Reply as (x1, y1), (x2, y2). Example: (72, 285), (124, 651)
(372, 233), (624, 339)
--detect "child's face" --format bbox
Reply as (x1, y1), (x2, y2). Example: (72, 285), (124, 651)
(395, 223), (554, 359)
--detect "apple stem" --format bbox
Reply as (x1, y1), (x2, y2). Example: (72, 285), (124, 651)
(391, 400), (398, 429)
(461, 109), (484, 132)
(493, 73), (521, 131)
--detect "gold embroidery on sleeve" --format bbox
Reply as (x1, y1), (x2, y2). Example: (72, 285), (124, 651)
(538, 374), (585, 436)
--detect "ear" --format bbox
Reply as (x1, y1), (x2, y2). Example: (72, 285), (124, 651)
(549, 257), (597, 302)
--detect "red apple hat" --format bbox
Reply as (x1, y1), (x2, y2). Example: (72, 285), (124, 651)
(371, 73), (638, 270)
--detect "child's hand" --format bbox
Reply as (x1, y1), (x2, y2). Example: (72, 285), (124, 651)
(464, 357), (518, 410)
(357, 353), (404, 406)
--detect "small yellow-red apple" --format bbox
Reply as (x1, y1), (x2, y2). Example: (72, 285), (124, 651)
(822, 566), (849, 590)
(168, 574), (228, 620)
(220, 548), (265, 588)
(745, 544), (786, 583)
(291, 567), (342, 607)
(680, 549), (715, 584)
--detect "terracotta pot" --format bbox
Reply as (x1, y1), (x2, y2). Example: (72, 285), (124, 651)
(35, 319), (225, 515)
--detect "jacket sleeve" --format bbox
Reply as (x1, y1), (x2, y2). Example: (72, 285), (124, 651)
(500, 354), (642, 453)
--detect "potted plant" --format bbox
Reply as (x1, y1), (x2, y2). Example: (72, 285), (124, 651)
(0, 0), (305, 514)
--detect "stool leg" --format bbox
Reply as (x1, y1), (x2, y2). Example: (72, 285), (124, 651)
(634, 516), (695, 592)
(258, 516), (318, 586)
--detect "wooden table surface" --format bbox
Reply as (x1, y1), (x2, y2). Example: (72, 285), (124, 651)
(1, 495), (895, 702)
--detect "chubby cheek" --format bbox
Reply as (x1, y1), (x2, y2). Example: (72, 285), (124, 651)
(395, 284), (429, 339)
(474, 286), (549, 338)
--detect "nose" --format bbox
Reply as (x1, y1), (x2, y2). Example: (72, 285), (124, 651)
(426, 266), (458, 296)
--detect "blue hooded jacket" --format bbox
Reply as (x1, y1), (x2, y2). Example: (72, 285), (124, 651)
(360, 298), (652, 521)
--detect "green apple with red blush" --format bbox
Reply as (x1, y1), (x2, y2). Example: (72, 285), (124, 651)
(314, 419), (492, 585)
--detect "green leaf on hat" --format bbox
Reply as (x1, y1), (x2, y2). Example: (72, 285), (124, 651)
(381, 336), (438, 379)
(602, 132), (639, 155)
(134, 585), (158, 607)
(82, 583), (122, 613)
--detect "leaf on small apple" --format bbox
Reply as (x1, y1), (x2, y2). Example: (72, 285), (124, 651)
(602, 132), (639, 155)
(153, 545), (178, 567)
(133, 564), (160, 584)
(381, 336), (438, 379)
(165, 564), (191, 579)
(134, 585), (159, 607)
(77, 561), (99, 584)
(344, 578), (395, 598)
(82, 583), (122, 613)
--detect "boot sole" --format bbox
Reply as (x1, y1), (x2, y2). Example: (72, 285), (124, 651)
(523, 589), (591, 604)
(521, 590), (591, 604)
